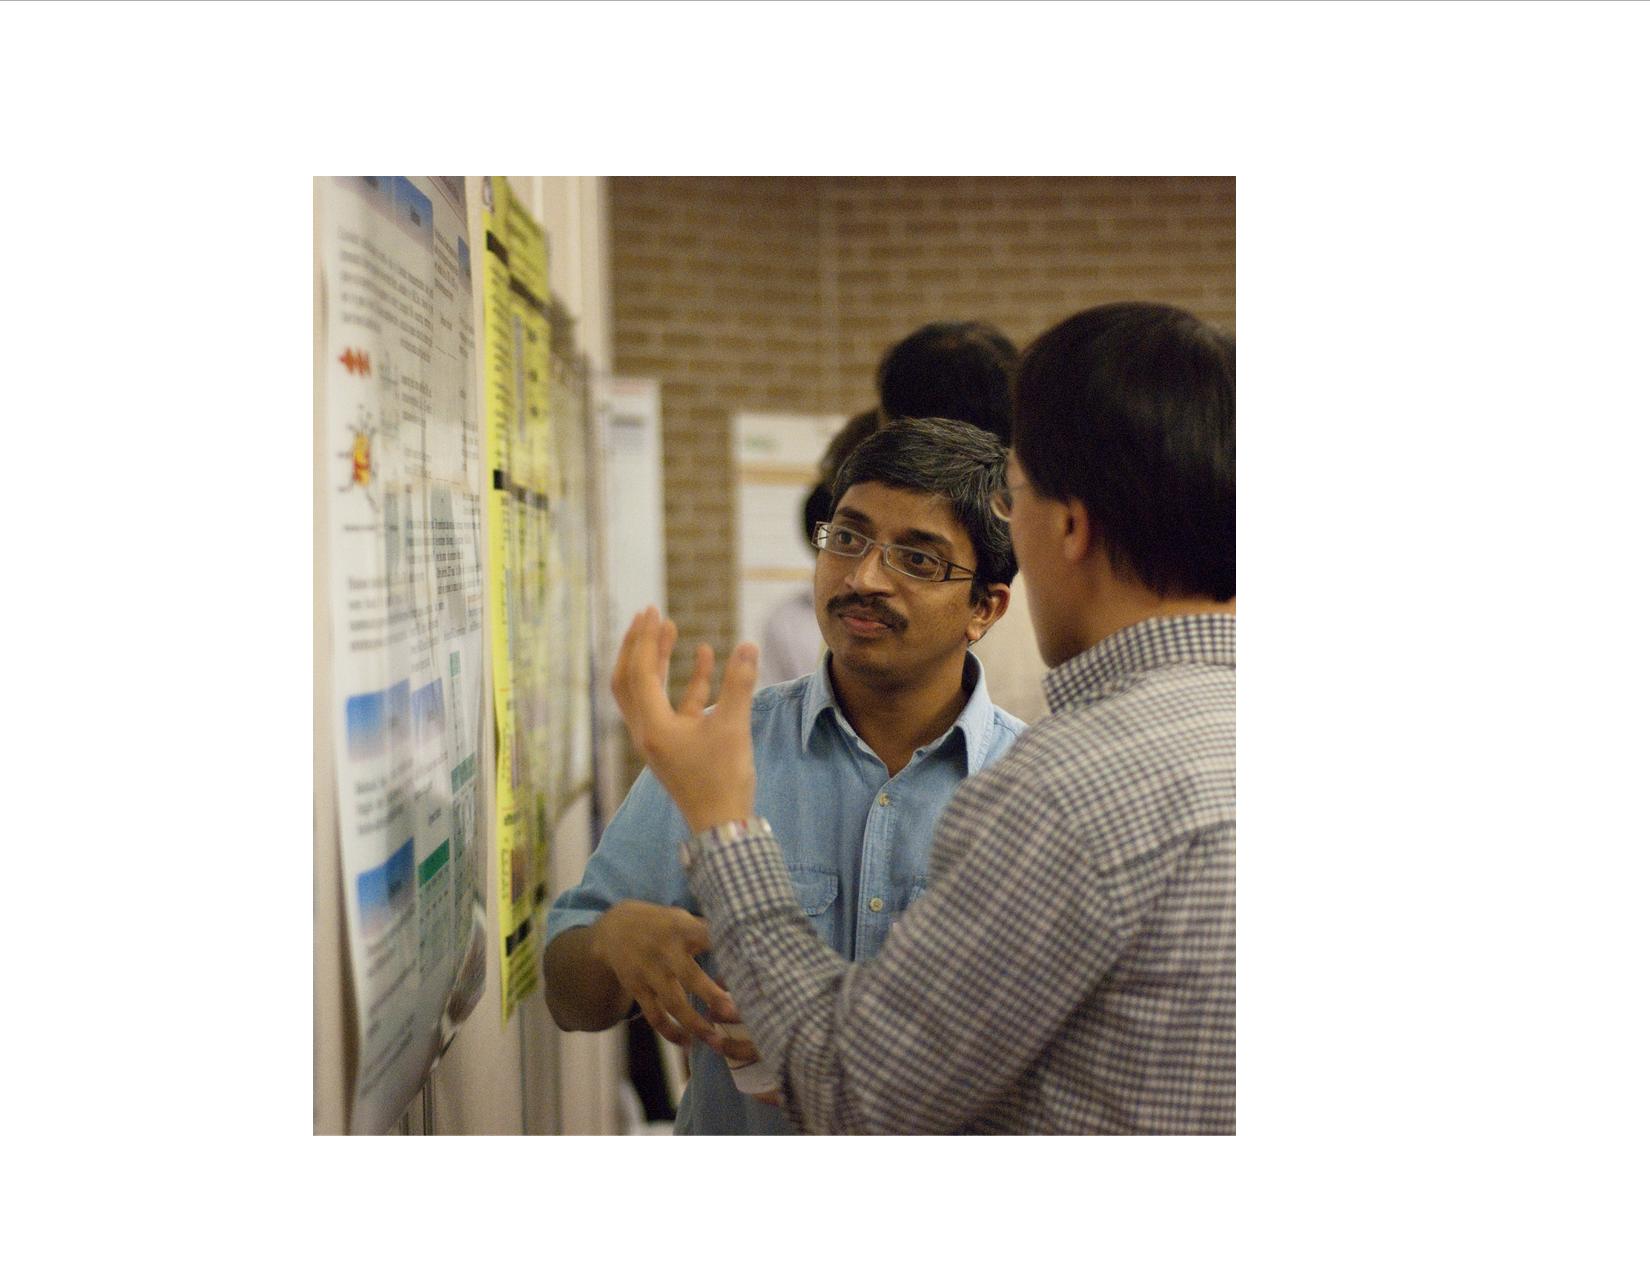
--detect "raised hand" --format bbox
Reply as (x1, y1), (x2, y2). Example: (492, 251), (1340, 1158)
(610, 607), (760, 834)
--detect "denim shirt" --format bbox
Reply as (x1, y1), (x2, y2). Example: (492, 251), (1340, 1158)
(543, 651), (1025, 1134)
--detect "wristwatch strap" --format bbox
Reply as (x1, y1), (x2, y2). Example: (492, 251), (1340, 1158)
(678, 816), (774, 871)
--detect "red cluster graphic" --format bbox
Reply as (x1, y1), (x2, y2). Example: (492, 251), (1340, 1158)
(339, 348), (373, 376)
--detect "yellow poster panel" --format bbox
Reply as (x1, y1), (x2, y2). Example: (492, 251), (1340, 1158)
(482, 177), (554, 1024)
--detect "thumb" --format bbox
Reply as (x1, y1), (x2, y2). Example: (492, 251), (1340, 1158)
(716, 642), (760, 718)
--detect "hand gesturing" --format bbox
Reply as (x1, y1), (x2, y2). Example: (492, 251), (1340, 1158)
(610, 607), (759, 834)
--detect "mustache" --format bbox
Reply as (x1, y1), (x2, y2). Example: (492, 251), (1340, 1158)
(827, 593), (906, 631)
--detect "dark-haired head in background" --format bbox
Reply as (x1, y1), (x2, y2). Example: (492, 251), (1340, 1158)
(818, 408), (880, 488)
(876, 321), (1018, 446)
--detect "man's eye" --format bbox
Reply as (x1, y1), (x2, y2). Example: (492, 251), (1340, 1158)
(898, 549), (934, 568)
(831, 530), (859, 548)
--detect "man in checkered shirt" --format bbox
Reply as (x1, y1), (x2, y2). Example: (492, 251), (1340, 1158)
(613, 302), (1235, 1134)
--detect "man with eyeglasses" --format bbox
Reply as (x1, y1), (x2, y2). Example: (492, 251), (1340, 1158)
(542, 417), (1026, 1134)
(611, 302), (1236, 1134)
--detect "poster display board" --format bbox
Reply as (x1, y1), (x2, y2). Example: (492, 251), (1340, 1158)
(733, 412), (847, 649)
(546, 308), (594, 820)
(481, 177), (559, 1024)
(594, 378), (665, 663)
(590, 376), (663, 817)
(318, 176), (488, 1134)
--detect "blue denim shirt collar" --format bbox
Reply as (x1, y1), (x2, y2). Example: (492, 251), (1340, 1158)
(800, 650), (998, 775)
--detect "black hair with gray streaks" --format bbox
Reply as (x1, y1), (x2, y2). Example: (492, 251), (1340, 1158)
(831, 416), (1017, 605)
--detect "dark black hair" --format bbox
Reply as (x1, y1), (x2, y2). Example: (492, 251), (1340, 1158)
(801, 482), (833, 545)
(819, 409), (880, 487)
(876, 322), (1018, 446)
(1014, 302), (1234, 601)
(831, 416), (1017, 605)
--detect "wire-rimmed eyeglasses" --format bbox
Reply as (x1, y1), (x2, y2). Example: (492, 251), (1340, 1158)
(989, 481), (1030, 522)
(811, 522), (975, 583)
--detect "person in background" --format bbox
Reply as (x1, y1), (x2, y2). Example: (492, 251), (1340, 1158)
(876, 320), (1018, 446)
(874, 320), (1048, 723)
(543, 417), (1026, 1134)
(818, 407), (880, 485)
(755, 408), (878, 687)
(612, 301), (1237, 1134)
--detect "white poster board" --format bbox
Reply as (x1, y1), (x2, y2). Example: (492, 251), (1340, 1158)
(592, 377), (667, 818)
(733, 411), (847, 652)
(598, 377), (667, 650)
(317, 176), (488, 1134)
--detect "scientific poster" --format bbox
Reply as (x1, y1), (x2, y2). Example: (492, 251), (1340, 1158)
(319, 177), (488, 1135)
(481, 177), (555, 1024)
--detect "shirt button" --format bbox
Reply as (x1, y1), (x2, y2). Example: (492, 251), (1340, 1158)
(878, 793), (890, 806)
(869, 898), (884, 912)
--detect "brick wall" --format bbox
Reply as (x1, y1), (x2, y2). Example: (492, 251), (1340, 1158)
(824, 176), (1234, 409)
(608, 175), (1234, 781)
(609, 177), (828, 669)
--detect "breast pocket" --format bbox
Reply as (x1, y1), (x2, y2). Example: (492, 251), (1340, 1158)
(785, 865), (840, 952)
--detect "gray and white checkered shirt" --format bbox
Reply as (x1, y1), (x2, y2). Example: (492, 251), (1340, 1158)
(686, 613), (1236, 1134)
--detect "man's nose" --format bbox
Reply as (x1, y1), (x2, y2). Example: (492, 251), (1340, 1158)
(845, 546), (896, 593)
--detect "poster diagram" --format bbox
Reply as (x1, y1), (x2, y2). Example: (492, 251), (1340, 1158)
(319, 176), (487, 1134)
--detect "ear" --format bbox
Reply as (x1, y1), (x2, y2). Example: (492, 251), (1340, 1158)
(1061, 496), (1096, 564)
(966, 581), (1012, 644)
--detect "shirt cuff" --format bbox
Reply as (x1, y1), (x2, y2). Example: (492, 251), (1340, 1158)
(541, 907), (602, 951)
(681, 817), (801, 934)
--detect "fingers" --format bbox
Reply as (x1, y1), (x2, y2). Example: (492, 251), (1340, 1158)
(647, 915), (725, 1044)
(634, 977), (721, 1048)
(656, 617), (678, 690)
(633, 990), (691, 1047)
(670, 915), (738, 1019)
(614, 608), (745, 727)
(610, 609), (641, 703)
(678, 644), (716, 717)
(677, 913), (713, 953)
(652, 978), (722, 1047)
(611, 609), (652, 721)
(601, 901), (730, 1048)
(612, 608), (672, 744)
(679, 959), (738, 1023)
(714, 641), (760, 721)
(751, 1090), (783, 1108)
